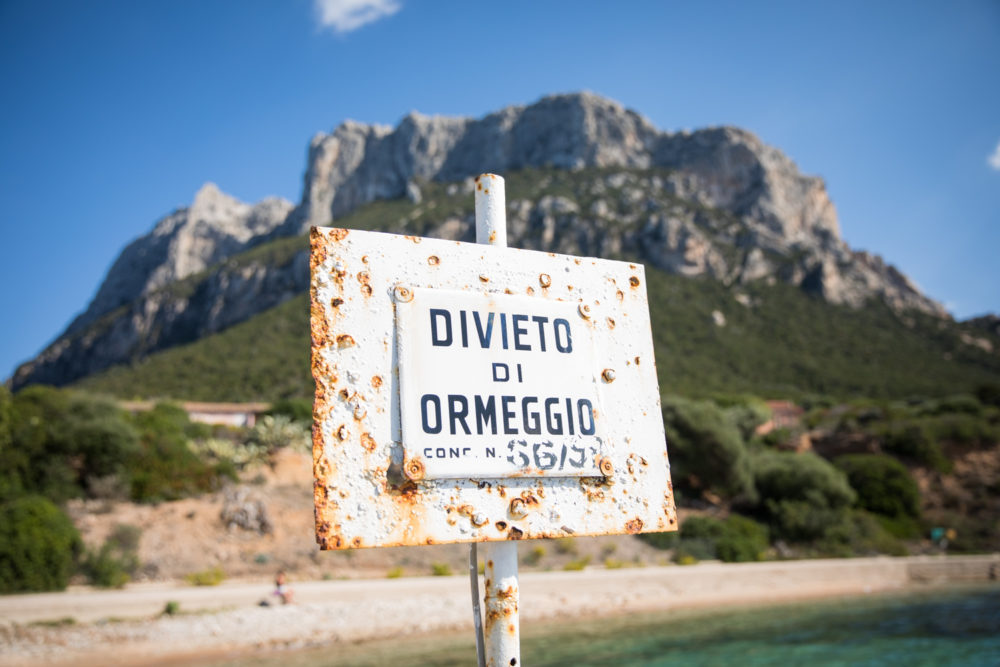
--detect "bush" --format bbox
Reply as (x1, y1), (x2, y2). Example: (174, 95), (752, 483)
(185, 567), (226, 586)
(8, 386), (140, 503)
(662, 396), (755, 500)
(0, 496), (82, 593)
(879, 422), (950, 472)
(818, 511), (908, 557)
(637, 531), (679, 550)
(129, 403), (233, 502)
(720, 397), (772, 441)
(247, 415), (310, 454)
(679, 515), (769, 563)
(671, 538), (715, 564)
(751, 450), (855, 542)
(836, 454), (921, 519)
(430, 562), (453, 576)
(80, 524), (142, 588)
(562, 556), (591, 571)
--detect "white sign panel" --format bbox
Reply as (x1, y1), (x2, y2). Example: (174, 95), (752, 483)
(310, 226), (677, 549)
(396, 287), (607, 479)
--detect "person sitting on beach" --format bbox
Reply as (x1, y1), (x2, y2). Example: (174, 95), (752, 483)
(273, 570), (294, 604)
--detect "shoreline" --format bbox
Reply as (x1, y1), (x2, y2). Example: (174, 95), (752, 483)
(2, 554), (997, 667)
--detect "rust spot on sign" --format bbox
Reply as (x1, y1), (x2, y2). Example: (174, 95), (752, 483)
(508, 526), (524, 540)
(360, 432), (377, 453)
(331, 297), (344, 308)
(428, 255), (440, 266)
(629, 276), (640, 288)
(371, 375), (383, 389)
(625, 518), (644, 534)
(336, 334), (356, 348)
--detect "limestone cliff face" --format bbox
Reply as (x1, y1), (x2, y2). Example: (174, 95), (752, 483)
(12, 92), (950, 390)
(280, 93), (937, 315)
(66, 183), (293, 336)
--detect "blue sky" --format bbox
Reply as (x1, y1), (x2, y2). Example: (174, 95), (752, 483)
(1, 0), (998, 382)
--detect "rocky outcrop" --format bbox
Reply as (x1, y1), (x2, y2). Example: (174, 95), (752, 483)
(12, 92), (952, 390)
(278, 92), (940, 316)
(66, 183), (293, 336)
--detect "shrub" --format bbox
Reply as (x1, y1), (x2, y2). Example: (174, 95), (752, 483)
(430, 562), (453, 576)
(80, 524), (142, 588)
(836, 454), (921, 519)
(129, 403), (233, 502)
(247, 415), (310, 454)
(818, 510), (907, 557)
(0, 496), (82, 593)
(523, 545), (546, 566)
(386, 566), (404, 578)
(880, 422), (951, 473)
(661, 396), (755, 500)
(562, 556), (591, 571)
(680, 515), (769, 563)
(721, 397), (772, 441)
(751, 450), (855, 542)
(554, 537), (578, 555)
(185, 567), (226, 586)
(8, 386), (140, 503)
(672, 538), (715, 564)
(637, 531), (679, 550)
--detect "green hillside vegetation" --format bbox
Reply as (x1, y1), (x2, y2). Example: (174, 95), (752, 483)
(0, 384), (312, 592)
(74, 265), (1000, 403)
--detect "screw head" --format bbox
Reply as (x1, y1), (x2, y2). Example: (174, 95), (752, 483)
(393, 285), (414, 303)
(578, 303), (592, 319)
(599, 457), (614, 477)
(403, 458), (425, 481)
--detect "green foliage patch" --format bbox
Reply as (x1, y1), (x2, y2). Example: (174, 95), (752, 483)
(0, 496), (82, 593)
(836, 454), (920, 519)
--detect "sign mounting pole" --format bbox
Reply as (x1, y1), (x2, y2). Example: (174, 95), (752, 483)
(473, 173), (520, 667)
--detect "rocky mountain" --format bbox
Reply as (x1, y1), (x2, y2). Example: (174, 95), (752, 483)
(12, 92), (954, 390)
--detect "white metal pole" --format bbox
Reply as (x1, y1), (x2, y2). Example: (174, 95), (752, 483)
(473, 173), (521, 667)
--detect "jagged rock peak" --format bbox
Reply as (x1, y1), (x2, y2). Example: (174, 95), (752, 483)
(65, 184), (293, 336)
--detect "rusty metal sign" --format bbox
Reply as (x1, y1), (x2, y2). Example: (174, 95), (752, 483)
(311, 226), (676, 549)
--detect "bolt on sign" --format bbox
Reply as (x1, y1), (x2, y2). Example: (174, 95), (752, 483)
(311, 227), (677, 549)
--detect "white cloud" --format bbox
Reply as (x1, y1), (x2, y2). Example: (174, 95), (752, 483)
(989, 140), (1000, 171)
(315, 0), (401, 34)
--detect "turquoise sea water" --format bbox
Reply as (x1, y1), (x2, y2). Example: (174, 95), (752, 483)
(217, 584), (1000, 666)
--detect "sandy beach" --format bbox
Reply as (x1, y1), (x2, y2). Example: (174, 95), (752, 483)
(1, 554), (996, 666)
